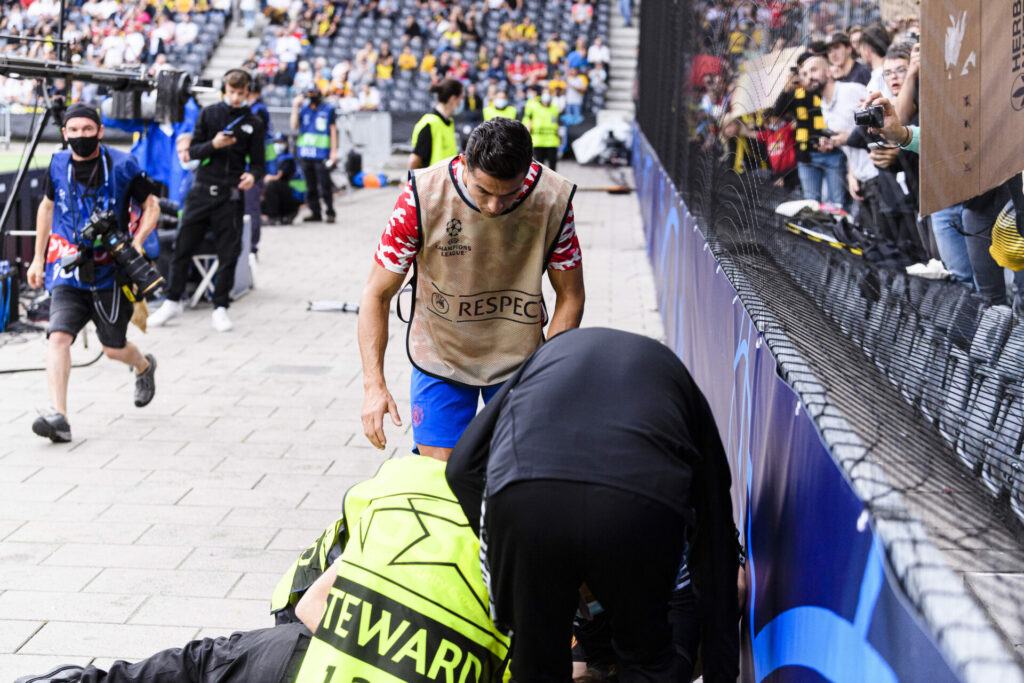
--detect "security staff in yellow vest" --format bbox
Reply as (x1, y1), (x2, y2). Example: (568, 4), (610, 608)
(482, 90), (517, 122)
(523, 89), (562, 171)
(409, 78), (464, 169)
(359, 118), (586, 462)
(14, 457), (511, 683)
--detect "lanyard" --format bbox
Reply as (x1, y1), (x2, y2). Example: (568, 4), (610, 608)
(67, 149), (112, 244)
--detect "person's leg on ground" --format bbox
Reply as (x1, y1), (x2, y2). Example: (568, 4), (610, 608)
(89, 287), (157, 407)
(244, 180), (263, 253)
(819, 150), (847, 207)
(796, 160), (823, 203)
(300, 160), (322, 220)
(47, 332), (73, 416)
(150, 192), (214, 326)
(209, 199), (244, 332)
(319, 162), (336, 222)
(580, 486), (687, 682)
(929, 204), (973, 283)
(34, 286), (91, 441)
(963, 196), (1009, 305)
(486, 480), (584, 682)
(20, 623), (311, 683)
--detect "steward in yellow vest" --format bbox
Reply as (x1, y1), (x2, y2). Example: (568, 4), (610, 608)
(482, 93), (516, 122)
(410, 79), (465, 169)
(523, 91), (562, 170)
(274, 456), (511, 682)
(16, 457), (510, 683)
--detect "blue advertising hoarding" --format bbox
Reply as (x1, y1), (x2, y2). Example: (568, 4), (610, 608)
(633, 130), (959, 682)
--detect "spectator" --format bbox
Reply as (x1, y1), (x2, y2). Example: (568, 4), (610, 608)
(827, 32), (870, 85)
(486, 55), (507, 83)
(420, 50), (437, 75)
(517, 15), (539, 44)
(772, 49), (845, 206)
(858, 24), (892, 96)
(174, 14), (199, 45)
(507, 53), (529, 86)
(292, 60), (315, 93)
(447, 51), (471, 81)
(525, 51), (547, 85)
(547, 32), (569, 65)
(587, 35), (610, 71)
(849, 24), (864, 58)
(403, 15), (423, 40)
(257, 48), (281, 80)
(358, 81), (382, 111)
(398, 45), (418, 71)
(567, 36), (589, 71)
(376, 42), (395, 80)
(262, 134), (300, 224)
(572, 0), (594, 26)
(563, 66), (587, 126)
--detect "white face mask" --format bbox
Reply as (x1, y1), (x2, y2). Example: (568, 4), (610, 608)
(182, 159), (200, 171)
(541, 93), (552, 105)
(274, 143), (288, 154)
(495, 98), (508, 109)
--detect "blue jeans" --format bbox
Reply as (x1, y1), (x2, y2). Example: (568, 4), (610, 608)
(619, 0), (633, 25)
(797, 151), (845, 206)
(410, 368), (503, 449)
(929, 203), (973, 284)
(962, 198), (1010, 305)
(562, 104), (583, 126)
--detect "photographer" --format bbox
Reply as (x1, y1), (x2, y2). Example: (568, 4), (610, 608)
(25, 104), (161, 443)
(290, 86), (338, 224)
(149, 68), (266, 333)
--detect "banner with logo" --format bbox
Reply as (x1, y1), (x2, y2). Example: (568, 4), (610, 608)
(633, 129), (960, 681)
(920, 0), (1024, 215)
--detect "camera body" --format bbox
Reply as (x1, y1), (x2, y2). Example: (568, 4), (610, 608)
(854, 105), (885, 129)
(60, 208), (165, 296)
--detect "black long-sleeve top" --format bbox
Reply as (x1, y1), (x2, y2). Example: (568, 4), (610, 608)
(188, 102), (266, 187)
(446, 327), (740, 681)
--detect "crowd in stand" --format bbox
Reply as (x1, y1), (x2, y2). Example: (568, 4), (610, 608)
(239, 0), (610, 119)
(0, 0), (227, 109)
(690, 0), (1024, 314)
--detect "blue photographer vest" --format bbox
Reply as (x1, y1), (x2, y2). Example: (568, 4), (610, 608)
(47, 146), (150, 291)
(297, 104), (335, 160)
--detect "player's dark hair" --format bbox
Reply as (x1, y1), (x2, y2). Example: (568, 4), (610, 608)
(464, 118), (534, 180)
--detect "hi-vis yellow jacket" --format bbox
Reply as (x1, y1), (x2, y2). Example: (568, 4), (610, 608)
(271, 456), (510, 682)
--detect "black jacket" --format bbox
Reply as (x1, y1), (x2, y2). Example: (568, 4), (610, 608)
(189, 102), (266, 187)
(446, 327), (741, 682)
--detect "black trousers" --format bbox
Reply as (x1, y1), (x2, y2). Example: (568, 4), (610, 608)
(535, 146), (558, 171)
(262, 179), (300, 220)
(74, 623), (310, 683)
(168, 185), (244, 309)
(485, 480), (688, 683)
(299, 159), (335, 218)
(244, 180), (263, 252)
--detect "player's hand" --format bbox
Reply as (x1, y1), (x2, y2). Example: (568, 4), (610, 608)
(362, 382), (402, 449)
(132, 238), (146, 255)
(212, 131), (237, 149)
(237, 172), (255, 191)
(292, 94), (305, 109)
(26, 257), (44, 289)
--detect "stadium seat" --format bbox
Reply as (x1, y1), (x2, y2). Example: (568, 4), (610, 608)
(980, 382), (1024, 496)
(1010, 449), (1024, 524)
(939, 305), (1012, 447)
(918, 292), (983, 422)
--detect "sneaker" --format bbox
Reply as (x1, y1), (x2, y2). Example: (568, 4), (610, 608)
(31, 410), (71, 443)
(325, 213), (336, 224)
(148, 299), (184, 327)
(302, 214), (322, 223)
(134, 354), (157, 408)
(211, 306), (233, 332)
(15, 665), (85, 683)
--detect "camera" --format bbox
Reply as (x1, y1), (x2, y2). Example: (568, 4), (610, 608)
(854, 105), (885, 129)
(60, 209), (165, 296)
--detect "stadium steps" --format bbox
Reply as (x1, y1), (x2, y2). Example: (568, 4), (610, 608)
(203, 24), (260, 84)
(601, 0), (639, 122)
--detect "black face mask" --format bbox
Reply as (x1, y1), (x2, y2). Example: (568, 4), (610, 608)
(309, 96), (322, 107)
(68, 135), (100, 157)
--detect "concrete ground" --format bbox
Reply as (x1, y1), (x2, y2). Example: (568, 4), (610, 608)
(0, 161), (662, 679)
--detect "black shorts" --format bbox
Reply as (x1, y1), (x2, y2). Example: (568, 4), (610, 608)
(47, 285), (132, 349)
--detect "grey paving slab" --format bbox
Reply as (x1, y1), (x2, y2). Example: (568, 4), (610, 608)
(0, 620), (43, 654)
(0, 161), (661, 664)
